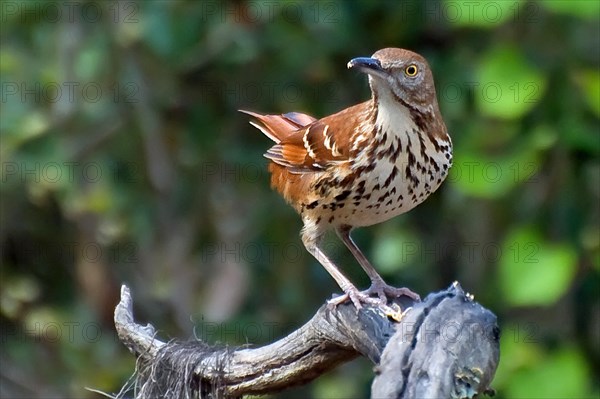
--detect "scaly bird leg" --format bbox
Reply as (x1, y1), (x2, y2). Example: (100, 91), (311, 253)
(336, 225), (421, 303)
(301, 229), (378, 310)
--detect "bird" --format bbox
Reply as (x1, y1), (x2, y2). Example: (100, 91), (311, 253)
(242, 48), (452, 309)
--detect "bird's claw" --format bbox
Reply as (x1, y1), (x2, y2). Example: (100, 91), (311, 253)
(328, 282), (419, 314)
(364, 281), (421, 303)
(327, 287), (380, 311)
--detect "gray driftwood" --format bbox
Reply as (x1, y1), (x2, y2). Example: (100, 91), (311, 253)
(114, 282), (499, 398)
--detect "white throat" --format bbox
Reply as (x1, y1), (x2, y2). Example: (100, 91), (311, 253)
(374, 91), (417, 144)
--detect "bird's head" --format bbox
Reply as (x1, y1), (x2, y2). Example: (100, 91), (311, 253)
(348, 48), (438, 114)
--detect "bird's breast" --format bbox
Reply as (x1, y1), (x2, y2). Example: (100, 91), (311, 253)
(300, 125), (452, 228)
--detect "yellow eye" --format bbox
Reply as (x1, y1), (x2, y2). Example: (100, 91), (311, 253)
(405, 64), (418, 77)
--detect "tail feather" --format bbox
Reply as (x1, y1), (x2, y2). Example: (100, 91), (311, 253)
(240, 109), (316, 143)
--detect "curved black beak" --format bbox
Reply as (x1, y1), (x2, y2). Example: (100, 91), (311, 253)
(347, 57), (387, 79)
(347, 57), (381, 71)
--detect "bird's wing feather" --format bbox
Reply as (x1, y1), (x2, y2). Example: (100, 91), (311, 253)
(265, 120), (348, 172)
(240, 110), (316, 143)
(243, 102), (374, 173)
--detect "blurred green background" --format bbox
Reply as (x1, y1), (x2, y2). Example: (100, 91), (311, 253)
(1, 0), (598, 398)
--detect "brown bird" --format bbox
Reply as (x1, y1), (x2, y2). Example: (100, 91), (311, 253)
(242, 48), (452, 309)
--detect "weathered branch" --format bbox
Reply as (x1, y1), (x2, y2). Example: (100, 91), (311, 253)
(114, 283), (499, 398)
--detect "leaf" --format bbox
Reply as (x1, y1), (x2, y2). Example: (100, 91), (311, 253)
(373, 230), (420, 273)
(575, 69), (600, 117)
(143, 2), (174, 57)
(75, 44), (105, 81)
(500, 227), (577, 306)
(493, 332), (544, 387)
(558, 113), (600, 155)
(475, 45), (547, 119)
(539, 0), (600, 19)
(506, 347), (592, 398)
(443, 0), (520, 28)
(448, 150), (540, 199)
(0, 48), (20, 73)
(0, 275), (41, 319)
(530, 124), (558, 150)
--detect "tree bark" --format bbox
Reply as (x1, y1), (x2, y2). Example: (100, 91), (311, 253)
(114, 282), (499, 398)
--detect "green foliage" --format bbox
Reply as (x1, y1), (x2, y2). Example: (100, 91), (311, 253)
(372, 227), (420, 273)
(443, 0), (520, 28)
(449, 149), (541, 198)
(576, 69), (600, 117)
(496, 334), (594, 398)
(1, 0), (598, 398)
(475, 45), (546, 120)
(539, 0), (600, 19)
(499, 226), (577, 306)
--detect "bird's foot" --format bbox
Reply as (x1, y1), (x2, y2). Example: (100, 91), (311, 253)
(327, 282), (420, 313)
(364, 280), (421, 304)
(327, 286), (380, 310)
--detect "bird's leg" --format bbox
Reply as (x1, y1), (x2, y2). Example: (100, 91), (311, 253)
(336, 226), (421, 303)
(301, 226), (378, 310)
